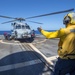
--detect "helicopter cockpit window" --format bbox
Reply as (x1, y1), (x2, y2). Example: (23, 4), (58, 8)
(26, 25), (30, 29)
(22, 25), (25, 29)
(16, 25), (21, 29)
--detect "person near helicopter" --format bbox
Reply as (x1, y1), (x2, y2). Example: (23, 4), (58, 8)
(4, 32), (8, 39)
(37, 12), (75, 75)
(3, 32), (11, 40)
(31, 29), (35, 38)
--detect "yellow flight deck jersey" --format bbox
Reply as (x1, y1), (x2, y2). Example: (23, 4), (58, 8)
(41, 25), (75, 59)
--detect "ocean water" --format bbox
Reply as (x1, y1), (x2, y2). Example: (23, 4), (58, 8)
(0, 31), (11, 35)
(0, 30), (56, 35)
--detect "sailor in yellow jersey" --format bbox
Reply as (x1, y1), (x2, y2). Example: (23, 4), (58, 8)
(37, 12), (75, 75)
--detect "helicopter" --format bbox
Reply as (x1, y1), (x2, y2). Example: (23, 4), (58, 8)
(0, 8), (74, 40)
(1, 17), (43, 40)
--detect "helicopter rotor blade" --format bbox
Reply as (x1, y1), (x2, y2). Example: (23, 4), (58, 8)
(0, 15), (25, 21)
(1, 18), (25, 24)
(27, 20), (43, 24)
(0, 15), (16, 19)
(1, 19), (43, 24)
(26, 8), (74, 19)
(1, 19), (18, 24)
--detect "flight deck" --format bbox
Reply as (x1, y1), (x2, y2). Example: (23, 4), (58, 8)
(0, 35), (58, 75)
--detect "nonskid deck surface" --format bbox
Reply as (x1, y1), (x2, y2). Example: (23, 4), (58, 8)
(0, 35), (58, 75)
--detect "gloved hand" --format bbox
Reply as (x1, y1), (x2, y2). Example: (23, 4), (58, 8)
(37, 27), (42, 32)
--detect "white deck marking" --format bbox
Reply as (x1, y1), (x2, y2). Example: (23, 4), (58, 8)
(0, 40), (20, 45)
(28, 43), (54, 65)
(47, 55), (58, 60)
(33, 39), (47, 44)
(0, 59), (41, 72)
(0, 39), (47, 45)
(0, 40), (2, 42)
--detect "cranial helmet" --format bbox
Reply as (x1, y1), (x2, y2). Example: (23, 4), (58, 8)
(63, 12), (75, 25)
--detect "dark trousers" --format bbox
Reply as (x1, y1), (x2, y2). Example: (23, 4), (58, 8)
(53, 57), (75, 75)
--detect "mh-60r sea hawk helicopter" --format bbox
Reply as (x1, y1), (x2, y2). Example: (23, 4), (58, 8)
(0, 8), (74, 40)
(1, 17), (42, 40)
(10, 21), (35, 40)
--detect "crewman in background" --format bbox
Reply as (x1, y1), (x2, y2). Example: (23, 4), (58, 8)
(3, 32), (8, 39)
(37, 12), (75, 75)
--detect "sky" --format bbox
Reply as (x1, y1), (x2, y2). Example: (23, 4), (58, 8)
(0, 0), (75, 30)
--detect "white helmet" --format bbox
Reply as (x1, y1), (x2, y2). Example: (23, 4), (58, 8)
(63, 12), (75, 25)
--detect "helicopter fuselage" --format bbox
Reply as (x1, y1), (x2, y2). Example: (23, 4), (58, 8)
(4, 22), (35, 40)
